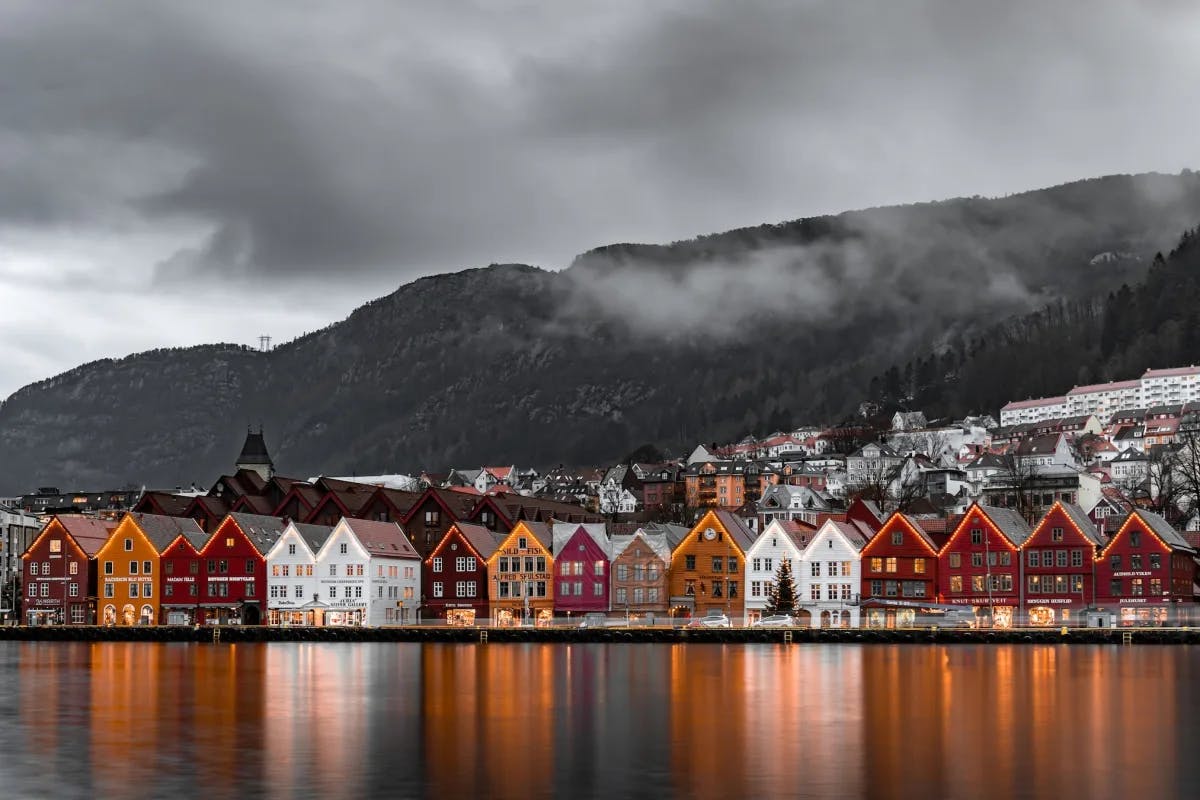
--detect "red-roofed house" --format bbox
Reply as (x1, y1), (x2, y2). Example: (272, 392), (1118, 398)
(1095, 509), (1197, 625)
(316, 518), (422, 625)
(21, 515), (117, 625)
(1021, 502), (1104, 626)
(424, 522), (504, 625)
(860, 513), (941, 627)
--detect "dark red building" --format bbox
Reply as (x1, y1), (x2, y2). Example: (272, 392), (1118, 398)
(401, 488), (480, 559)
(1096, 509), (1197, 625)
(423, 522), (503, 625)
(860, 513), (942, 627)
(196, 513), (286, 624)
(21, 515), (116, 625)
(937, 504), (1032, 628)
(1021, 501), (1104, 626)
(159, 528), (213, 625)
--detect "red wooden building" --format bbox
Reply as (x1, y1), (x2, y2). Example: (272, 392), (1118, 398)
(21, 515), (116, 625)
(196, 513), (287, 624)
(159, 527), (213, 625)
(1095, 509), (1197, 625)
(860, 513), (942, 627)
(937, 504), (1032, 628)
(552, 523), (612, 619)
(401, 488), (480, 559)
(1021, 501), (1104, 626)
(423, 522), (504, 625)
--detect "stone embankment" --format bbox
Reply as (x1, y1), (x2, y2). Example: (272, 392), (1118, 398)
(1, 626), (1198, 644)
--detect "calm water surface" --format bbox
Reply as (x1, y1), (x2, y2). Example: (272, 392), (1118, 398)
(0, 642), (1197, 799)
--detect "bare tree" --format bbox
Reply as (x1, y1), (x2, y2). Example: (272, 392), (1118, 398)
(994, 452), (1040, 524)
(889, 429), (955, 466)
(1171, 419), (1200, 518)
(1134, 444), (1186, 521)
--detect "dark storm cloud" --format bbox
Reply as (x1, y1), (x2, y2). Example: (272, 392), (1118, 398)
(3, 1), (1198, 287)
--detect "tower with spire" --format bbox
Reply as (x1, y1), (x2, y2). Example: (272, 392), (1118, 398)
(235, 426), (275, 481)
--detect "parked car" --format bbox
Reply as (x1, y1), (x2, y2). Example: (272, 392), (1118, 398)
(687, 612), (731, 628)
(751, 615), (796, 628)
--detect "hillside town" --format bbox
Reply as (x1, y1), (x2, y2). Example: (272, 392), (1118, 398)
(7, 363), (1200, 629)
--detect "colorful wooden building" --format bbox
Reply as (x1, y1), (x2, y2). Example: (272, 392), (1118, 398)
(314, 518), (421, 626)
(667, 510), (755, 622)
(423, 522), (503, 626)
(1095, 509), (1197, 625)
(744, 520), (811, 625)
(96, 513), (205, 626)
(197, 513), (288, 624)
(610, 528), (675, 622)
(159, 525), (213, 625)
(797, 519), (872, 628)
(264, 521), (335, 625)
(21, 515), (116, 625)
(551, 523), (612, 620)
(936, 504), (1032, 628)
(487, 521), (553, 627)
(860, 513), (942, 627)
(1021, 501), (1104, 626)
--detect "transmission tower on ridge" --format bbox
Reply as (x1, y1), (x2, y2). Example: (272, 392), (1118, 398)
(258, 335), (272, 352)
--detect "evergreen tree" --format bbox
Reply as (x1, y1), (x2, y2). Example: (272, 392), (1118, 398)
(764, 559), (798, 617)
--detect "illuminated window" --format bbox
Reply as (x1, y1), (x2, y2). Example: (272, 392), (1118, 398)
(841, 562), (851, 576)
(1051, 527), (1064, 542)
(951, 576), (963, 593)
(971, 576), (985, 592)
(885, 558), (897, 573)
(949, 553), (961, 569)
(573, 562), (583, 576)
(1150, 578), (1163, 595)
(1027, 575), (1039, 594)
(1071, 575), (1084, 593)
(999, 552), (1011, 566)
(913, 558), (926, 574)
(1131, 578), (1144, 595)
(49, 539), (61, 553)
(1054, 575), (1068, 594)
(226, 538), (235, 548)
(69, 562), (78, 576)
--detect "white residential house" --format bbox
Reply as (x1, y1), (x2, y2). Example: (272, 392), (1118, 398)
(824, 469), (849, 500)
(265, 521), (335, 625)
(756, 484), (831, 529)
(891, 411), (927, 432)
(796, 519), (872, 628)
(1140, 366), (1200, 407)
(744, 520), (812, 624)
(315, 518), (421, 626)
(1015, 433), (1076, 469)
(1065, 380), (1142, 422)
(846, 443), (902, 488)
(1109, 449), (1150, 489)
(999, 396), (1068, 426)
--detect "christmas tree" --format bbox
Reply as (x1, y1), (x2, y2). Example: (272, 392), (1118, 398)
(764, 559), (798, 617)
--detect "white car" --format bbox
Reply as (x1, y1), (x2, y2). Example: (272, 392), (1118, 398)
(752, 615), (796, 628)
(688, 612), (731, 628)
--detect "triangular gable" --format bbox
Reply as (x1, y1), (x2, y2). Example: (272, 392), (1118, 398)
(1101, 510), (1196, 556)
(1027, 501), (1104, 548)
(943, 503), (1030, 553)
(490, 520), (553, 561)
(748, 519), (810, 559)
(862, 513), (940, 557)
(318, 519), (372, 561)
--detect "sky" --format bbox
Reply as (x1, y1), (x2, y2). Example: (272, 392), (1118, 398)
(2, 0), (1200, 398)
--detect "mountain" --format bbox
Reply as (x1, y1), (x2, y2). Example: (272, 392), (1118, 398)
(4, 171), (1200, 493)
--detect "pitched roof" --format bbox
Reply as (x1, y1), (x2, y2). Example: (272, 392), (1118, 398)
(135, 491), (194, 516)
(53, 515), (119, 557)
(1143, 365), (1200, 379)
(711, 510), (756, 553)
(612, 529), (673, 563)
(975, 505), (1033, 547)
(819, 519), (872, 551)
(1131, 509), (1194, 552)
(225, 513), (289, 556)
(510, 521), (552, 552)
(341, 518), (419, 559)
(1053, 502), (1105, 546)
(1067, 379), (1141, 395)
(454, 523), (506, 561)
(291, 522), (335, 554)
(128, 513), (206, 553)
(236, 429), (273, 466)
(1001, 396), (1066, 411)
(551, 522), (611, 557)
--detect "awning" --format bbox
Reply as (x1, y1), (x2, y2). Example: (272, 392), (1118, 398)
(294, 600), (330, 611)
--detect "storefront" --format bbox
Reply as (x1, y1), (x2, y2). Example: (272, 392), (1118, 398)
(492, 606), (553, 627)
(163, 605), (201, 625)
(1112, 599), (1193, 626)
(1026, 599), (1083, 627)
(324, 604), (366, 626)
(445, 608), (476, 627)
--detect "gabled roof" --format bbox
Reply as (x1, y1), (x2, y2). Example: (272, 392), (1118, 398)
(508, 521), (553, 552)
(972, 505), (1033, 547)
(341, 518), (419, 559)
(402, 487), (481, 525)
(711, 510), (756, 554)
(1129, 509), (1195, 552)
(222, 513), (289, 556)
(43, 515), (119, 557)
(1016, 434), (1064, 456)
(126, 513), (206, 554)
(271, 483), (324, 515)
(612, 528), (673, 563)
(229, 494), (273, 515)
(135, 491), (194, 516)
(868, 513), (941, 554)
(236, 429), (273, 467)
(816, 519), (873, 552)
(551, 522), (611, 557)
(289, 522), (336, 554)
(453, 523), (506, 561)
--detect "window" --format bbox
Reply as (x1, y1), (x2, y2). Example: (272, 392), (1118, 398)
(499, 557), (509, 573)
(616, 564), (629, 581)
(1054, 550), (1066, 568)
(752, 558), (762, 572)
(143, 582), (153, 598)
(69, 562), (78, 576)
(869, 557), (882, 573)
(288, 544), (296, 555)
(130, 561), (139, 575)
(1130, 531), (1141, 548)
(1027, 575), (1039, 594)
(685, 555), (696, 571)
(49, 539), (61, 553)
(1071, 550), (1083, 567)
(456, 557), (468, 572)
(219, 560), (228, 574)
(913, 558), (926, 574)
(104, 584), (114, 598)
(970, 528), (983, 545)
(870, 580), (882, 596)
(988, 552), (998, 567)
(425, 509), (440, 526)
(466, 557), (478, 572)
(950, 575), (963, 593)
(1051, 527), (1064, 542)
(1130, 554), (1142, 570)
(1131, 578), (1144, 596)
(330, 586), (338, 599)
(616, 588), (627, 604)
(649, 565), (660, 581)
(293, 585), (303, 598)
(39, 583), (49, 597)
(191, 561), (199, 575)
(143, 561), (152, 575)
(971, 576), (985, 592)
(891, 530), (903, 545)
(885, 581), (898, 597)
(1110, 554), (1121, 569)
(340, 543), (348, 555)
(999, 552), (1011, 567)
(68, 583), (79, 598)
(225, 538), (235, 548)
(517, 537), (527, 549)
(812, 562), (821, 577)
(949, 553), (961, 569)
(124, 538), (133, 551)
(130, 583), (139, 598)
(593, 583), (604, 597)
(536, 557), (547, 573)
(456, 581), (468, 598)
(811, 584), (821, 600)
(827, 585), (838, 600)
(841, 562), (851, 577)
(1150, 553), (1162, 569)
(971, 553), (983, 568)
(433, 582), (444, 598)
(246, 559), (255, 574)
(1150, 578), (1163, 595)
(885, 558), (897, 573)
(29, 563), (38, 576)
(329, 564), (337, 576)
(1054, 575), (1068, 594)
(571, 561), (582, 576)
(1071, 575), (1084, 593)
(433, 557), (443, 572)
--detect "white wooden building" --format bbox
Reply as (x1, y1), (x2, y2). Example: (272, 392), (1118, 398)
(796, 519), (873, 628)
(743, 520), (813, 624)
(265, 521), (334, 625)
(314, 518), (422, 626)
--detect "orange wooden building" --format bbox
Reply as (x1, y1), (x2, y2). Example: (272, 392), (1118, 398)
(667, 510), (756, 622)
(486, 521), (553, 626)
(96, 513), (205, 626)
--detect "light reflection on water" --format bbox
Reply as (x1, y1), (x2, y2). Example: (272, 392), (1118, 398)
(0, 642), (1197, 799)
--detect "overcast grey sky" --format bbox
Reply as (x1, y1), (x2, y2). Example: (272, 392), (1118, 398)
(1, 0), (1199, 397)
